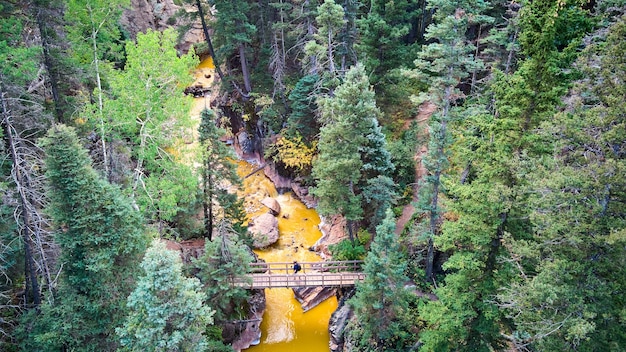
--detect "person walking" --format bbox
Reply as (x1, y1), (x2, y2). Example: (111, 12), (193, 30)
(293, 261), (302, 274)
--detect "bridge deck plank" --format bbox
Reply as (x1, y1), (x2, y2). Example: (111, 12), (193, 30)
(232, 272), (365, 289)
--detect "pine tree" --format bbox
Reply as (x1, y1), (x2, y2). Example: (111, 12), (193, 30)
(286, 74), (319, 143)
(24, 124), (147, 350)
(312, 63), (394, 237)
(213, 0), (256, 95)
(193, 221), (253, 323)
(118, 239), (214, 351)
(198, 109), (246, 239)
(31, 0), (78, 123)
(356, 0), (421, 85)
(418, 1), (595, 350)
(497, 12), (626, 350)
(304, 0), (345, 78)
(347, 209), (416, 351)
(410, 0), (491, 282)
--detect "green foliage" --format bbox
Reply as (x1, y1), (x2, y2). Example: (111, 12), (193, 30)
(0, 5), (39, 86)
(41, 124), (147, 294)
(312, 63), (394, 230)
(347, 209), (417, 350)
(387, 121), (421, 188)
(304, 0), (345, 76)
(117, 239), (214, 351)
(286, 74), (320, 142)
(329, 238), (365, 261)
(198, 109), (246, 238)
(496, 14), (626, 350)
(64, 0), (128, 71)
(105, 28), (197, 226)
(193, 221), (253, 322)
(356, 0), (420, 85)
(408, 0), (492, 281)
(24, 124), (148, 350)
(212, 0), (256, 55)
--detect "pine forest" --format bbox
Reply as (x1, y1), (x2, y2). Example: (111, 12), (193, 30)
(0, 0), (625, 351)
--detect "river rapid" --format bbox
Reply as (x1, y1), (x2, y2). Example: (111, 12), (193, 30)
(191, 57), (337, 351)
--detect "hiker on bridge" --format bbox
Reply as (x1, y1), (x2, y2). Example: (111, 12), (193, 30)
(293, 261), (302, 274)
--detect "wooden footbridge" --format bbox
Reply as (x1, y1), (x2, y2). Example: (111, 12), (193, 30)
(232, 260), (365, 289)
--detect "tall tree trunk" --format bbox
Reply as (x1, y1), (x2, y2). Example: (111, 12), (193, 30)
(327, 29), (336, 74)
(87, 4), (109, 178)
(202, 162), (214, 241)
(0, 88), (41, 307)
(195, 0), (225, 81)
(34, 8), (65, 123)
(425, 82), (451, 282)
(239, 44), (252, 93)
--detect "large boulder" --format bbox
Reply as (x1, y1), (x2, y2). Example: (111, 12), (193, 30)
(248, 213), (279, 248)
(293, 286), (337, 312)
(261, 197), (281, 215)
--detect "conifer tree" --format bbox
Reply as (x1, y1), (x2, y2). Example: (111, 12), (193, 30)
(497, 12), (626, 350)
(410, 0), (491, 281)
(118, 239), (214, 351)
(312, 63), (394, 237)
(286, 74), (319, 143)
(304, 0), (345, 78)
(348, 209), (415, 351)
(193, 221), (253, 323)
(198, 109), (246, 239)
(357, 0), (421, 85)
(417, 1), (594, 350)
(213, 0), (256, 95)
(25, 124), (147, 350)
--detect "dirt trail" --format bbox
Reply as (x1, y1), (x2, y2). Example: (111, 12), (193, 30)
(394, 101), (436, 235)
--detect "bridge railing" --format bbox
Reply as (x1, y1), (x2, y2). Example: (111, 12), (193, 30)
(232, 272), (366, 289)
(247, 260), (364, 274)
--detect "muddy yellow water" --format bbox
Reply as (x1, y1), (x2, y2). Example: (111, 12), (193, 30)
(191, 56), (336, 352)
(237, 161), (337, 351)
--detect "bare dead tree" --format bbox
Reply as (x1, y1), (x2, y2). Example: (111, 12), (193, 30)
(0, 85), (58, 308)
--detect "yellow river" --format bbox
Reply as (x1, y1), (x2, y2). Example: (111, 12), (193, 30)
(192, 57), (337, 352)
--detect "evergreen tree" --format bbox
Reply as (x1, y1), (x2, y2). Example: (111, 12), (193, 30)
(417, 1), (594, 350)
(410, 0), (491, 281)
(286, 74), (319, 143)
(118, 239), (214, 351)
(337, 0), (359, 73)
(498, 13), (626, 350)
(31, 0), (78, 123)
(193, 221), (253, 323)
(347, 209), (416, 351)
(24, 124), (147, 350)
(304, 0), (345, 79)
(213, 0), (256, 95)
(198, 109), (246, 239)
(312, 63), (394, 237)
(356, 0), (421, 85)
